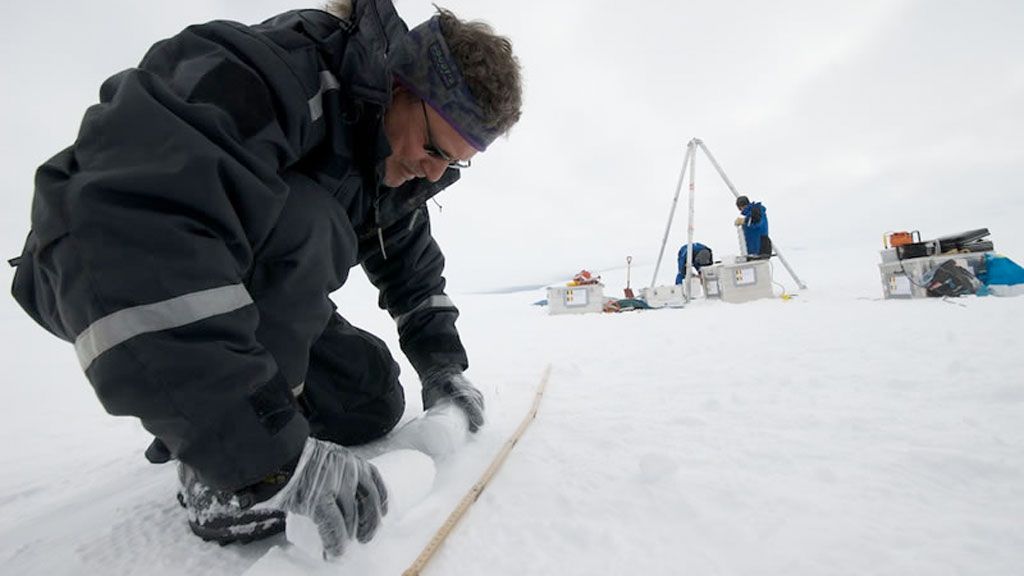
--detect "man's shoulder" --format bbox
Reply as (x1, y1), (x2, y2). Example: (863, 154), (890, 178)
(161, 11), (343, 54)
(254, 9), (346, 37)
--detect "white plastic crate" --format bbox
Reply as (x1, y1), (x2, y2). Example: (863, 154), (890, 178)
(547, 284), (605, 315)
(717, 260), (773, 303)
(878, 252), (989, 299)
(640, 284), (687, 308)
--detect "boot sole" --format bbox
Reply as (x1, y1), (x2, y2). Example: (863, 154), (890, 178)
(188, 512), (286, 546)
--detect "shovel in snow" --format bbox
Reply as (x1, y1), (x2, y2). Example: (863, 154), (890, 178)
(624, 256), (635, 298)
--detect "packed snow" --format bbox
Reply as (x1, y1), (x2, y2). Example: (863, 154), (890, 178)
(1, 247), (1022, 575)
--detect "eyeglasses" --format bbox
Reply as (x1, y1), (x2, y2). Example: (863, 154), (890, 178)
(421, 101), (471, 169)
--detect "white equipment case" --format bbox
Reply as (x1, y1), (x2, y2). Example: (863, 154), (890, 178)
(878, 252), (989, 299)
(547, 284), (605, 315)
(640, 284), (689, 308)
(714, 260), (773, 303)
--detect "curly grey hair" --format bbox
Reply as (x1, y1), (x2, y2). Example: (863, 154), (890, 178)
(324, 1), (522, 136)
(434, 6), (522, 136)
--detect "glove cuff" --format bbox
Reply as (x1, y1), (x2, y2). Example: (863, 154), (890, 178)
(236, 449), (302, 508)
(421, 365), (463, 384)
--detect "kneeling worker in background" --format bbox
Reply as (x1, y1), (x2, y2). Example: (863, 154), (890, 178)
(675, 243), (714, 285)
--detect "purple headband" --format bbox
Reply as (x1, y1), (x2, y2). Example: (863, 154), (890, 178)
(390, 16), (498, 151)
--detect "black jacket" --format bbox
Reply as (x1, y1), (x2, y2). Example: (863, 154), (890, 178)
(11, 1), (467, 491)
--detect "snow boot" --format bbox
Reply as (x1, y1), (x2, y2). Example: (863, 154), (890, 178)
(176, 463), (287, 545)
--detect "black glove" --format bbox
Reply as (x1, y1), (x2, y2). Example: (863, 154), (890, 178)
(421, 367), (485, 433)
(261, 437), (388, 558)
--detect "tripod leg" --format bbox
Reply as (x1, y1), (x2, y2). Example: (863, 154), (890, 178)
(650, 141), (694, 289)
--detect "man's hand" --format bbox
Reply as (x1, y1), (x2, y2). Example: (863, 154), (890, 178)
(734, 217), (745, 226)
(421, 368), (485, 433)
(263, 438), (388, 559)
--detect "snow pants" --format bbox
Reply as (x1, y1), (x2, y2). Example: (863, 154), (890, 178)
(298, 312), (405, 447)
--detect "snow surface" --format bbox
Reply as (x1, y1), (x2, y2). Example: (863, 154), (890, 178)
(1, 249), (1022, 576)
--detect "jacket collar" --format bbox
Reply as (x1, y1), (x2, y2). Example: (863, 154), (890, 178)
(338, 0), (408, 109)
(325, 2), (463, 236)
(378, 169), (460, 226)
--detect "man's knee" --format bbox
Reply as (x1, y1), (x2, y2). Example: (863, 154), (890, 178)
(301, 316), (406, 446)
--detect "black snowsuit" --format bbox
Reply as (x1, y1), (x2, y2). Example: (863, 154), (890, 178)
(11, 1), (468, 492)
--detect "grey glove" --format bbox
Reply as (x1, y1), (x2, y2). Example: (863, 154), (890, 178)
(263, 437), (388, 558)
(421, 368), (485, 433)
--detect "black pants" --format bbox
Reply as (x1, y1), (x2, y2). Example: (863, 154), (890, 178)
(298, 313), (405, 447)
(144, 312), (403, 466)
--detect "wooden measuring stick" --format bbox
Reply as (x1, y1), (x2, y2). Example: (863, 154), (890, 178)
(402, 364), (552, 576)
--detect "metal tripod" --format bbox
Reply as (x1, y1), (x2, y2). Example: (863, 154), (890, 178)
(650, 138), (808, 303)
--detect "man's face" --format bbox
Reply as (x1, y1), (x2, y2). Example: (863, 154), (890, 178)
(382, 89), (478, 188)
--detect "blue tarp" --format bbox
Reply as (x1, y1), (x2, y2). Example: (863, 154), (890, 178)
(980, 254), (1024, 285)
(977, 254), (1024, 296)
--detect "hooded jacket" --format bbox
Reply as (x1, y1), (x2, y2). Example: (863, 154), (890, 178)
(740, 202), (770, 256)
(11, 1), (468, 491)
(675, 242), (712, 285)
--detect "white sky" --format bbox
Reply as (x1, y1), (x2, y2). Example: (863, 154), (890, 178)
(2, 0), (1023, 291)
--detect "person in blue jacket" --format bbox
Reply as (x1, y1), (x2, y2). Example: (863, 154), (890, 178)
(675, 243), (713, 284)
(734, 196), (772, 259)
(10, 0), (521, 557)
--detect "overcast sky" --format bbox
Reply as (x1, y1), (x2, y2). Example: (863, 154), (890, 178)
(2, 0), (1022, 291)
